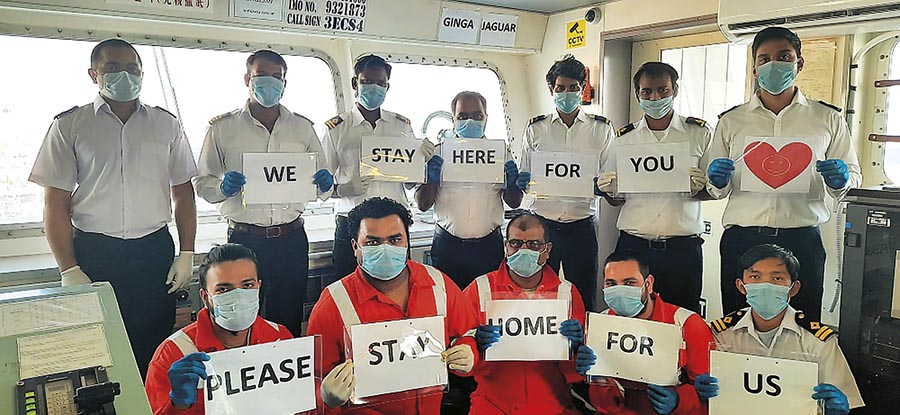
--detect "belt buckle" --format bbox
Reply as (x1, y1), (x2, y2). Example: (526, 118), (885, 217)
(265, 226), (282, 239)
(760, 227), (779, 237)
(649, 239), (667, 250)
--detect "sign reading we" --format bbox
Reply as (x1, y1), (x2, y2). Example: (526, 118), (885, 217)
(243, 153), (318, 204)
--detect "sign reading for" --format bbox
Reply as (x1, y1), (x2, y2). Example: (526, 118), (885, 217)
(441, 139), (506, 183)
(616, 142), (692, 193)
(349, 316), (447, 399)
(585, 312), (682, 385)
(242, 153), (318, 205)
(709, 351), (818, 415)
(529, 151), (598, 199)
(484, 299), (569, 361)
(566, 19), (586, 49)
(360, 136), (426, 182)
(204, 336), (317, 415)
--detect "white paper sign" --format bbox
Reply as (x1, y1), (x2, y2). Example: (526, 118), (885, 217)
(350, 316), (447, 399)
(204, 336), (317, 415)
(709, 351), (819, 415)
(286, 0), (368, 33)
(480, 13), (518, 47)
(360, 136), (426, 182)
(231, 0), (283, 21)
(484, 299), (569, 361)
(106, 0), (213, 14)
(18, 324), (113, 379)
(529, 151), (598, 199)
(739, 137), (816, 193)
(585, 312), (682, 385)
(439, 8), (481, 44)
(441, 139), (506, 183)
(243, 153), (317, 204)
(616, 142), (692, 193)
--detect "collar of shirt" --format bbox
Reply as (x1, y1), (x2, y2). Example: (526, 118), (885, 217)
(351, 104), (390, 127)
(746, 88), (811, 114)
(491, 262), (564, 294)
(239, 100), (292, 125)
(347, 260), (435, 306)
(192, 308), (278, 352)
(550, 108), (588, 126)
(635, 113), (686, 137)
(732, 306), (803, 345)
(92, 93), (146, 117)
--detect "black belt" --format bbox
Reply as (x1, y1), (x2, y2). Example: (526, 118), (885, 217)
(229, 217), (305, 239)
(621, 231), (701, 251)
(735, 225), (816, 237)
(541, 215), (594, 229)
(435, 225), (500, 243)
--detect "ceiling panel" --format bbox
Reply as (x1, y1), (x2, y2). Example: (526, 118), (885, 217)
(455, 0), (602, 14)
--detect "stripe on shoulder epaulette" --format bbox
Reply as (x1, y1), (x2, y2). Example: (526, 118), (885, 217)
(208, 111), (235, 125)
(528, 114), (548, 126)
(795, 311), (837, 341)
(587, 114), (611, 125)
(325, 115), (344, 129)
(710, 309), (746, 333)
(395, 114), (411, 125)
(685, 117), (708, 128)
(292, 112), (313, 125)
(54, 106), (79, 120)
(817, 100), (842, 113)
(617, 123), (635, 137)
(155, 106), (177, 119)
(718, 104), (741, 119)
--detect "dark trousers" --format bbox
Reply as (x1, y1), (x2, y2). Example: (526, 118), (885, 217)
(541, 216), (598, 311)
(615, 232), (704, 313)
(327, 215), (358, 288)
(431, 226), (504, 290)
(73, 227), (175, 379)
(720, 225), (826, 321)
(228, 222), (309, 336)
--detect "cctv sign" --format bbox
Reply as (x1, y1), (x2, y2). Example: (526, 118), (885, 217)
(566, 19), (586, 49)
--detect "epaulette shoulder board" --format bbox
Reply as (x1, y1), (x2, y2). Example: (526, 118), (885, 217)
(528, 114), (548, 126)
(395, 113), (411, 125)
(685, 117), (708, 128)
(817, 100), (842, 113)
(293, 112), (313, 125)
(54, 106), (79, 120)
(710, 309), (745, 333)
(325, 115), (344, 129)
(155, 106), (177, 119)
(718, 104), (741, 119)
(617, 123), (636, 137)
(208, 111), (235, 125)
(587, 114), (611, 125)
(795, 311), (837, 341)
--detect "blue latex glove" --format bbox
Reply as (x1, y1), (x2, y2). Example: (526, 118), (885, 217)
(475, 325), (501, 352)
(647, 384), (679, 414)
(575, 345), (596, 376)
(516, 172), (531, 191)
(812, 383), (850, 415)
(816, 159), (850, 189)
(504, 160), (519, 189)
(559, 319), (584, 346)
(426, 155), (443, 184)
(168, 352), (210, 407)
(695, 373), (719, 400)
(593, 176), (602, 196)
(313, 169), (334, 193)
(221, 171), (246, 197)
(707, 158), (735, 189)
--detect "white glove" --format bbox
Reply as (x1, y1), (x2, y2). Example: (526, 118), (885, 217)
(60, 265), (92, 286)
(689, 167), (707, 196)
(420, 139), (435, 161)
(334, 176), (372, 198)
(166, 251), (194, 294)
(321, 359), (354, 408)
(442, 344), (475, 374)
(596, 171), (618, 196)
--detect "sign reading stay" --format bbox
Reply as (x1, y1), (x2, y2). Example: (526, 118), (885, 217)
(243, 153), (318, 204)
(359, 136), (426, 182)
(709, 351), (818, 415)
(615, 142), (692, 193)
(441, 139), (506, 183)
(484, 299), (569, 361)
(585, 312), (682, 385)
(529, 151), (598, 199)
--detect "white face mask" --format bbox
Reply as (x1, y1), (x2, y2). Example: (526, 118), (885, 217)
(209, 288), (260, 331)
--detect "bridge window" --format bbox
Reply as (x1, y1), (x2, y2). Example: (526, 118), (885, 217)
(882, 40), (900, 183)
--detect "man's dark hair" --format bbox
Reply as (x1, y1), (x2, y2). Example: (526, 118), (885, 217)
(506, 212), (549, 243)
(354, 54), (392, 78)
(737, 244), (801, 282)
(199, 243), (259, 289)
(347, 197), (413, 241)
(752, 26), (802, 59)
(91, 39), (142, 67)
(604, 250), (650, 279)
(546, 54), (586, 87)
(246, 49), (288, 74)
(451, 91), (487, 114)
(633, 62), (679, 93)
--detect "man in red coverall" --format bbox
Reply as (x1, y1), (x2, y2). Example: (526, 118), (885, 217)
(308, 196), (480, 414)
(575, 250), (712, 415)
(462, 212), (587, 414)
(145, 243), (293, 415)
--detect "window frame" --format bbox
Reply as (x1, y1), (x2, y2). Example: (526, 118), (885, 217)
(872, 36), (898, 185)
(0, 28), (344, 239)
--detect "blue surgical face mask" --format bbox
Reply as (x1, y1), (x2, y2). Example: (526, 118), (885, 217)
(744, 282), (792, 320)
(507, 248), (543, 278)
(455, 119), (486, 139)
(554, 91), (581, 114)
(640, 96), (675, 120)
(359, 244), (408, 280)
(358, 83), (387, 111)
(251, 76), (285, 108)
(757, 61), (797, 95)
(100, 71), (142, 102)
(603, 284), (646, 317)
(210, 288), (260, 332)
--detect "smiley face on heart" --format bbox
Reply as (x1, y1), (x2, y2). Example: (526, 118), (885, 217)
(743, 141), (813, 189)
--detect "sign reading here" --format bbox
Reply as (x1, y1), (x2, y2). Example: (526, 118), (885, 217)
(441, 139), (506, 183)
(484, 299), (569, 361)
(709, 351), (818, 415)
(360, 136), (426, 182)
(529, 151), (598, 199)
(243, 153), (317, 204)
(616, 142), (692, 193)
(585, 312), (682, 385)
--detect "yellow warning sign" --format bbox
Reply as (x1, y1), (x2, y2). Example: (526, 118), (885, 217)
(566, 19), (586, 50)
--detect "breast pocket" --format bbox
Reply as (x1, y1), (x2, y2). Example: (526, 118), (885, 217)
(140, 141), (169, 179)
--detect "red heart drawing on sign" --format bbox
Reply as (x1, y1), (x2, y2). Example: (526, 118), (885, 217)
(743, 141), (813, 189)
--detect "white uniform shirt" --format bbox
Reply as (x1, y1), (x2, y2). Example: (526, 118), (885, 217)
(706, 90), (862, 228)
(612, 115), (712, 239)
(432, 136), (511, 239)
(29, 95), (198, 239)
(322, 106), (416, 215)
(521, 110), (615, 222)
(712, 307), (864, 408)
(193, 103), (327, 227)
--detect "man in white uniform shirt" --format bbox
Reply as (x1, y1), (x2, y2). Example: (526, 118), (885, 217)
(705, 27), (861, 321)
(29, 39), (198, 378)
(322, 54), (435, 285)
(597, 62), (711, 313)
(521, 55), (616, 311)
(194, 50), (333, 336)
